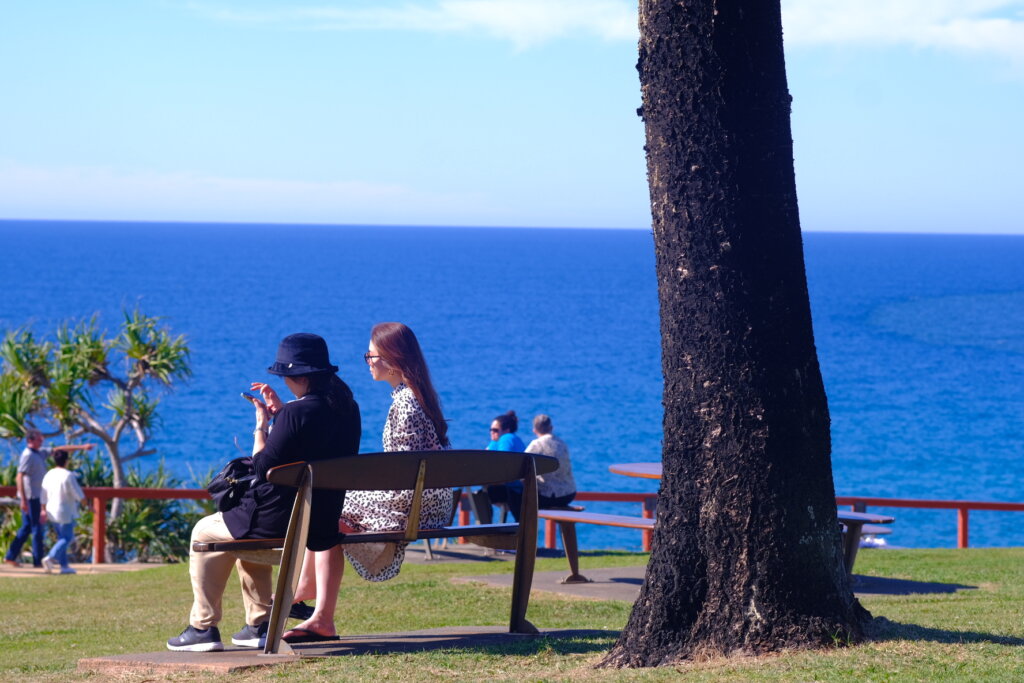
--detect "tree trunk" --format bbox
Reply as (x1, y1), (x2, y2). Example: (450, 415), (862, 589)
(105, 441), (126, 520)
(602, 0), (868, 667)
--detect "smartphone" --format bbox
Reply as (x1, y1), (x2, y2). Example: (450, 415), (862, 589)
(241, 391), (259, 402)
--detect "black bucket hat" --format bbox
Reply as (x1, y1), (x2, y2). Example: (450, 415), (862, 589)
(267, 333), (339, 376)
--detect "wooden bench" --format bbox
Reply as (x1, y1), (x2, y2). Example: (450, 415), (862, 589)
(192, 449), (558, 655)
(838, 510), (895, 573)
(539, 508), (895, 584)
(537, 509), (654, 584)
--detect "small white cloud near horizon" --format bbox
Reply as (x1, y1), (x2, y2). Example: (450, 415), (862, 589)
(0, 160), (490, 225)
(186, 0), (1024, 64)
(186, 0), (637, 49)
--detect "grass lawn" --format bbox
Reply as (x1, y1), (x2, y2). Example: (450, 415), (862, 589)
(1, 547), (1022, 681)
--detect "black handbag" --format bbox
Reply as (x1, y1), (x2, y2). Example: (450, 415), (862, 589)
(207, 456), (256, 512)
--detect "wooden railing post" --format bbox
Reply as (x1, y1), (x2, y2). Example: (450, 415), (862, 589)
(458, 493), (470, 544)
(92, 495), (107, 564)
(958, 508), (969, 548)
(545, 519), (557, 549)
(641, 495), (657, 552)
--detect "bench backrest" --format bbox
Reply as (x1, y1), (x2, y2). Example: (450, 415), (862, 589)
(266, 449), (559, 491)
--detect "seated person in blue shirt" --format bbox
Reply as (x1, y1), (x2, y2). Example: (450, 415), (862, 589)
(484, 410), (527, 521)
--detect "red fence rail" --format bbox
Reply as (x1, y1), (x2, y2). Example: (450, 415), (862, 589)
(5, 486), (1024, 562)
(1, 485), (209, 564)
(835, 496), (1024, 549)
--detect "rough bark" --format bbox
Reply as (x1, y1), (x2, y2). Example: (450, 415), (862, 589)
(602, 0), (868, 667)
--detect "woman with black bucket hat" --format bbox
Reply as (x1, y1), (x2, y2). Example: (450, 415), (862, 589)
(167, 333), (361, 653)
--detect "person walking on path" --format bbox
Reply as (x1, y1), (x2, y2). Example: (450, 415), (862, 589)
(4, 430), (93, 569)
(524, 414), (577, 509)
(40, 450), (86, 574)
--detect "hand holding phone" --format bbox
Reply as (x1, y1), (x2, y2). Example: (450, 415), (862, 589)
(243, 391), (270, 433)
(250, 382), (284, 414)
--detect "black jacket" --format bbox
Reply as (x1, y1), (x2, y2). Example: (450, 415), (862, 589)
(224, 389), (360, 550)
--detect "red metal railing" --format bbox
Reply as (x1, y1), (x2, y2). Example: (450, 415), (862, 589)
(1, 485), (209, 564)
(835, 496), (1024, 549)
(5, 486), (1024, 562)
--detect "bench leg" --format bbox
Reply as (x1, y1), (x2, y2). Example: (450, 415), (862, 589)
(558, 522), (591, 584)
(509, 462), (540, 634)
(261, 468), (312, 656)
(842, 521), (864, 575)
(469, 489), (493, 525)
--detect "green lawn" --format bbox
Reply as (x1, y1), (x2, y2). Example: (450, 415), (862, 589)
(1, 548), (1022, 681)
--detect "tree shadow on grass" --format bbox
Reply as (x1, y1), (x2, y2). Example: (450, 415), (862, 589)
(867, 617), (1024, 647)
(852, 574), (975, 596)
(302, 629), (619, 658)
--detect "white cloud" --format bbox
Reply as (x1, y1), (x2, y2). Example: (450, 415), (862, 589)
(0, 160), (487, 225)
(186, 0), (638, 48)
(782, 0), (1024, 63)
(187, 0), (1024, 62)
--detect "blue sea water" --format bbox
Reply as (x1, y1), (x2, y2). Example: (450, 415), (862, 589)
(1, 220), (1022, 550)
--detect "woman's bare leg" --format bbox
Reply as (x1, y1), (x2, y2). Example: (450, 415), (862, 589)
(286, 545), (343, 637)
(292, 548), (318, 603)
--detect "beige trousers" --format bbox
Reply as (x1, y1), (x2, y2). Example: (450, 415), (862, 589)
(188, 512), (273, 630)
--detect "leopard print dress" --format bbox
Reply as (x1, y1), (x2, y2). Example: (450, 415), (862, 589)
(341, 383), (452, 581)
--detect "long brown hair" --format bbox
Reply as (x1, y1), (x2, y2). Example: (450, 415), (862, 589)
(371, 322), (449, 447)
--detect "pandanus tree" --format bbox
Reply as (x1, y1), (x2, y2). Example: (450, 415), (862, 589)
(602, 0), (868, 667)
(0, 309), (190, 520)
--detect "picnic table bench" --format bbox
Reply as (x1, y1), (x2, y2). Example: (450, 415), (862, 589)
(192, 449), (558, 656)
(538, 507), (895, 584)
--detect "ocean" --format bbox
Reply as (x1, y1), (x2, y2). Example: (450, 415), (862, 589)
(1, 220), (1022, 550)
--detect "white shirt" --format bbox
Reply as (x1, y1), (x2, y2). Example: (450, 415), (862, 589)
(41, 467), (85, 524)
(525, 433), (577, 498)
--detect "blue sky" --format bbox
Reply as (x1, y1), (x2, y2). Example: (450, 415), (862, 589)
(1, 1), (1022, 234)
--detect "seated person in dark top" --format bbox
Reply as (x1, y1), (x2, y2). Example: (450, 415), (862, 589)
(167, 333), (360, 653)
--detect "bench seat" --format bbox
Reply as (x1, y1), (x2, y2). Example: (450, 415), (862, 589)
(193, 522), (522, 553)
(537, 510), (654, 584)
(538, 508), (895, 583)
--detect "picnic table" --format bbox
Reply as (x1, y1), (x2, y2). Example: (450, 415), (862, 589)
(606, 461), (894, 574)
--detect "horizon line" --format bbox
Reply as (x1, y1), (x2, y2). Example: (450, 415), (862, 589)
(1, 216), (1022, 238)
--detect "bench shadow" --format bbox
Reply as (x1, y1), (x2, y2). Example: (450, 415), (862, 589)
(852, 574), (975, 595)
(609, 577), (644, 586)
(867, 616), (1024, 647)
(294, 629), (619, 658)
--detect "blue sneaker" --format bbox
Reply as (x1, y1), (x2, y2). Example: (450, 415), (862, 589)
(167, 625), (224, 652)
(231, 621), (268, 648)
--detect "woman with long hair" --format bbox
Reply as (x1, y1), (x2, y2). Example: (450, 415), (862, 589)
(284, 322), (451, 643)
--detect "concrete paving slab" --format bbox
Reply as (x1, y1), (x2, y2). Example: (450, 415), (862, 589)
(77, 648), (301, 675)
(456, 566), (647, 602)
(0, 561), (167, 578)
(76, 627), (614, 675)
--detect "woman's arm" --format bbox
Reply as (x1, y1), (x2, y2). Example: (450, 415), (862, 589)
(251, 397), (271, 456)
